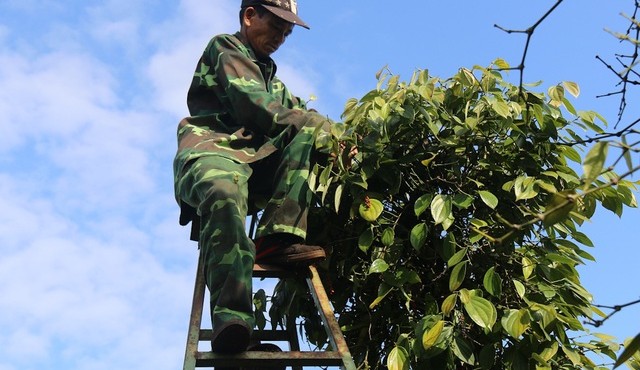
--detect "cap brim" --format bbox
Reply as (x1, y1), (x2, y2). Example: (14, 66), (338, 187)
(262, 4), (310, 29)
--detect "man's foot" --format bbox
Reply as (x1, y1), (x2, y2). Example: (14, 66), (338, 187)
(241, 343), (285, 370)
(211, 319), (251, 354)
(255, 234), (326, 266)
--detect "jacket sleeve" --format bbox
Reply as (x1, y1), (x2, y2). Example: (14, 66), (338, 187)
(212, 36), (330, 137)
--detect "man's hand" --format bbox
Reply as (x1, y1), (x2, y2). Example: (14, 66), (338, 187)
(338, 142), (358, 169)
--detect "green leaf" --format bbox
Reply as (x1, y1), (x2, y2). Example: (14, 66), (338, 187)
(410, 223), (428, 252)
(483, 267), (503, 297)
(422, 320), (445, 350)
(478, 190), (499, 209)
(501, 309), (531, 339)
(370, 259), (390, 274)
(491, 100), (511, 118)
(614, 334), (640, 369)
(447, 248), (468, 267)
(253, 289), (267, 312)
(622, 135), (633, 172)
(442, 233), (456, 261)
(514, 176), (539, 201)
(464, 295), (497, 330)
(452, 335), (476, 365)
(543, 191), (576, 226)
(479, 344), (496, 369)
(562, 97), (577, 115)
(358, 228), (374, 253)
(539, 341), (559, 362)
(387, 346), (409, 370)
(561, 146), (582, 164)
(453, 193), (474, 209)
(381, 228), (395, 247)
(449, 261), (467, 291)
(562, 346), (582, 366)
(414, 193), (434, 217)
(359, 197), (384, 222)
(431, 195), (452, 225)
(582, 142), (609, 186)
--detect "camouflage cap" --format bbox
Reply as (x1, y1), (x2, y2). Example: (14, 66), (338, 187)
(241, 0), (310, 29)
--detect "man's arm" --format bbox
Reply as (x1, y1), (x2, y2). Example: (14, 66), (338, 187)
(212, 35), (330, 137)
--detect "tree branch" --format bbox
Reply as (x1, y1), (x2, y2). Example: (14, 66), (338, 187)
(597, 1), (640, 127)
(586, 298), (640, 328)
(493, 0), (565, 94)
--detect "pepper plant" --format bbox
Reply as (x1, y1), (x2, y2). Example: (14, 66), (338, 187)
(270, 60), (639, 370)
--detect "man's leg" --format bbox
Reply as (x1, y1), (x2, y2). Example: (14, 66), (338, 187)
(255, 125), (318, 240)
(176, 155), (255, 352)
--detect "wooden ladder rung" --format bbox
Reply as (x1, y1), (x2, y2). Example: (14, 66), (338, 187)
(199, 328), (292, 342)
(195, 350), (345, 367)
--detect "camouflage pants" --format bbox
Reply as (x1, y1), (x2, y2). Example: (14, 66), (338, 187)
(174, 126), (317, 330)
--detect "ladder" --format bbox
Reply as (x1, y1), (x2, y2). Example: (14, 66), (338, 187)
(183, 254), (357, 369)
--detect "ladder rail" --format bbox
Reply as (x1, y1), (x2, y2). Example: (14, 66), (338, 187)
(183, 254), (206, 370)
(306, 265), (357, 370)
(183, 257), (356, 370)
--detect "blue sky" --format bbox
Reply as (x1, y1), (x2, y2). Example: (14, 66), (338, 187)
(0, 0), (638, 369)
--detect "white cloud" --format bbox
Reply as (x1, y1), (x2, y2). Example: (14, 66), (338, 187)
(0, 2), (199, 369)
(146, 0), (237, 117)
(0, 179), (193, 369)
(0, 1), (343, 369)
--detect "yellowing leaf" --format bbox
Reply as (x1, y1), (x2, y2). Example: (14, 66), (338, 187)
(562, 81), (580, 98)
(501, 309), (531, 339)
(562, 346), (581, 366)
(359, 197), (384, 222)
(422, 320), (445, 350)
(539, 342), (559, 362)
(522, 256), (535, 280)
(431, 195), (452, 225)
(387, 346), (409, 370)
(442, 294), (457, 316)
(493, 58), (510, 69)
(513, 279), (526, 298)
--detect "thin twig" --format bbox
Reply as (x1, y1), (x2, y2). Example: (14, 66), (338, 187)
(493, 0), (565, 94)
(586, 298), (640, 328)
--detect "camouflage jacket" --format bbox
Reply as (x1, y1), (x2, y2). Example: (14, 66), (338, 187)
(174, 31), (332, 177)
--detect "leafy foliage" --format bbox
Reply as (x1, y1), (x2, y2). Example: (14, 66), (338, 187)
(272, 61), (639, 369)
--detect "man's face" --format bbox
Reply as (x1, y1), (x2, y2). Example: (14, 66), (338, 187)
(244, 7), (294, 60)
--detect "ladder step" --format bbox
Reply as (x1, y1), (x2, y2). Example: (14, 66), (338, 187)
(199, 329), (293, 342)
(195, 350), (345, 367)
(252, 263), (309, 278)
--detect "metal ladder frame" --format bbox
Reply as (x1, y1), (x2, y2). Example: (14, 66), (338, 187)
(183, 255), (357, 369)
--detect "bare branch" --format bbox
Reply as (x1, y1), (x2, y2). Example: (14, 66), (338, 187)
(493, 0), (565, 94)
(586, 298), (640, 328)
(598, 1), (640, 126)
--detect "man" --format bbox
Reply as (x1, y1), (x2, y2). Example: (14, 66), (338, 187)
(173, 0), (332, 356)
